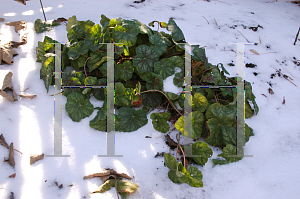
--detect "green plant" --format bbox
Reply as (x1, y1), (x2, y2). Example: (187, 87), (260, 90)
(35, 15), (259, 189)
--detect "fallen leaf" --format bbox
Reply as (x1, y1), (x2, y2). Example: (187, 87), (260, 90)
(84, 169), (132, 180)
(0, 18), (4, 22)
(10, 192), (14, 199)
(19, 94), (37, 99)
(250, 49), (259, 55)
(6, 21), (27, 33)
(53, 17), (68, 23)
(0, 45), (19, 65)
(268, 88), (274, 94)
(282, 96), (285, 104)
(8, 143), (15, 168)
(0, 71), (18, 101)
(30, 154), (44, 165)
(58, 184), (63, 189)
(9, 173), (16, 178)
(0, 134), (9, 149)
(14, 0), (26, 5)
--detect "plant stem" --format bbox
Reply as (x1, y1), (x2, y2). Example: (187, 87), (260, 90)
(83, 57), (90, 78)
(39, 0), (47, 22)
(140, 90), (183, 116)
(176, 133), (186, 170)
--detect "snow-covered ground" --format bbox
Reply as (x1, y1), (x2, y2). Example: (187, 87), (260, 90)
(1, 0), (300, 198)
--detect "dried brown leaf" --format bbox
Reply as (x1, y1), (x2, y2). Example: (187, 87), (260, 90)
(282, 96), (285, 104)
(9, 173), (16, 178)
(14, 0), (26, 5)
(0, 45), (19, 65)
(8, 143), (15, 168)
(84, 169), (132, 181)
(30, 154), (44, 165)
(250, 49), (259, 55)
(53, 17), (68, 23)
(268, 88), (274, 94)
(0, 134), (9, 149)
(0, 71), (18, 101)
(5, 21), (27, 32)
(58, 184), (63, 189)
(83, 170), (111, 179)
(0, 18), (4, 22)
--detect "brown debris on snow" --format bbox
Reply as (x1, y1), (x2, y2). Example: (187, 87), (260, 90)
(30, 154), (44, 165)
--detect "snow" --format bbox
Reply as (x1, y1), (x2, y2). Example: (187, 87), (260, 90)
(0, 0), (300, 198)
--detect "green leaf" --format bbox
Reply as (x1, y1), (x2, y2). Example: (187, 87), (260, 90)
(66, 15), (80, 31)
(150, 45), (167, 57)
(115, 61), (134, 81)
(164, 153), (177, 170)
(140, 92), (162, 108)
(185, 166), (203, 187)
(154, 58), (175, 80)
(67, 24), (84, 43)
(115, 179), (139, 196)
(149, 33), (172, 47)
(192, 93), (208, 112)
(92, 79), (107, 101)
(112, 22), (139, 47)
(89, 109), (115, 132)
(175, 111), (205, 139)
(40, 54), (55, 92)
(84, 24), (104, 51)
(173, 71), (184, 87)
(205, 103), (237, 147)
(245, 80), (259, 115)
(68, 40), (89, 60)
(133, 45), (160, 73)
(62, 70), (81, 86)
(36, 36), (58, 62)
(71, 54), (88, 70)
(92, 179), (115, 193)
(213, 144), (243, 165)
(169, 56), (184, 70)
(34, 19), (52, 33)
(218, 63), (230, 75)
(84, 76), (97, 86)
(150, 112), (171, 133)
(133, 19), (153, 36)
(88, 51), (107, 72)
(166, 18), (185, 42)
(118, 107), (148, 132)
(182, 142), (213, 166)
(164, 92), (179, 102)
(100, 14), (110, 28)
(65, 92), (94, 122)
(145, 72), (164, 90)
(245, 100), (254, 119)
(115, 82), (137, 107)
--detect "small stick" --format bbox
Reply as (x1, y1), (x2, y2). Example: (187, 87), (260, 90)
(259, 36), (261, 44)
(83, 57), (91, 78)
(39, 0), (47, 22)
(214, 18), (218, 26)
(293, 27), (300, 45)
(237, 30), (249, 42)
(202, 16), (209, 24)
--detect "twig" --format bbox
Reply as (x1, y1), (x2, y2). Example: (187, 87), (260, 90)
(270, 66), (297, 87)
(294, 27), (300, 45)
(202, 16), (209, 24)
(39, 0), (47, 22)
(140, 90), (183, 116)
(214, 18), (218, 26)
(259, 36), (261, 44)
(176, 133), (186, 170)
(237, 30), (249, 42)
(83, 57), (90, 78)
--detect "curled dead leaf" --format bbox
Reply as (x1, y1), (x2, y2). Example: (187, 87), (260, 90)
(30, 154), (44, 165)
(0, 134), (9, 149)
(14, 0), (26, 5)
(84, 169), (132, 181)
(8, 143), (15, 168)
(268, 88), (274, 94)
(0, 71), (18, 101)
